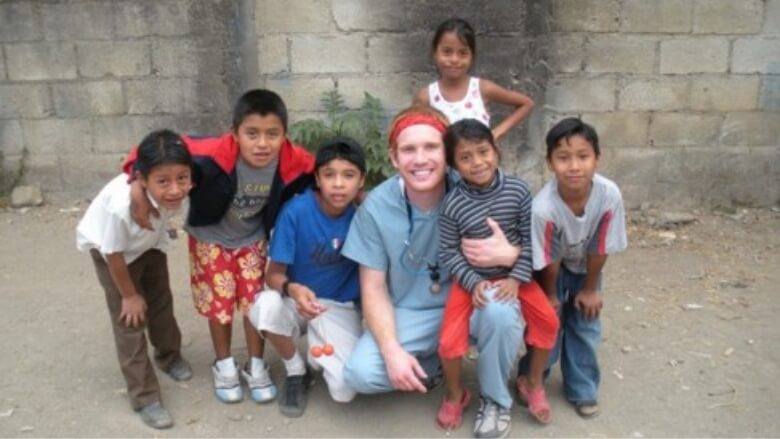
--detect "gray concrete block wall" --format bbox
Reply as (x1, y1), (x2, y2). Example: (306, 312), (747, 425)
(0, 0), (777, 208)
(543, 0), (780, 208)
(0, 0), (239, 194)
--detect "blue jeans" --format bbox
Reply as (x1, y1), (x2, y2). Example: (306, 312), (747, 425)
(518, 266), (601, 405)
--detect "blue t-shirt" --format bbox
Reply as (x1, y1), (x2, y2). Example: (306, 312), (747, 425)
(342, 174), (453, 311)
(269, 189), (359, 303)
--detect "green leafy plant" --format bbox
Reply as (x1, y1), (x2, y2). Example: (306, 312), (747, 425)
(288, 89), (395, 187)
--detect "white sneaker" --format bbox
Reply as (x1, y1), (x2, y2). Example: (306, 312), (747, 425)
(212, 361), (243, 403)
(241, 363), (278, 403)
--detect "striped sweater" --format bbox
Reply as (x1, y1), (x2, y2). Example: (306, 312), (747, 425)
(439, 169), (533, 293)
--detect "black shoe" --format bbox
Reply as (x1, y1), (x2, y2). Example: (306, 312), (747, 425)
(278, 370), (311, 418)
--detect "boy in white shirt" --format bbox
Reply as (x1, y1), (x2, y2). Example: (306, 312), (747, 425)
(77, 130), (194, 429)
(518, 118), (627, 419)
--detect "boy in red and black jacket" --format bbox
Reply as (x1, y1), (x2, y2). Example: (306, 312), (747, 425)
(123, 89), (313, 405)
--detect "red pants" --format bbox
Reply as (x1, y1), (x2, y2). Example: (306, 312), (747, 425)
(439, 279), (559, 359)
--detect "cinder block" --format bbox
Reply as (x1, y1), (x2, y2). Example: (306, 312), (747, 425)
(602, 146), (780, 208)
(0, 84), (53, 118)
(766, 0), (780, 35)
(333, 0), (406, 31)
(548, 36), (585, 73)
(77, 41), (150, 78)
(649, 113), (722, 146)
(258, 35), (289, 75)
(759, 76), (780, 110)
(580, 112), (650, 148)
(114, 1), (191, 38)
(152, 40), (215, 77)
(91, 115), (178, 154)
(619, 78), (689, 111)
(41, 1), (114, 40)
(479, 36), (526, 77)
(691, 76), (760, 111)
(0, 2), (42, 42)
(620, 0), (692, 33)
(693, 0), (763, 34)
(720, 112), (780, 146)
(660, 38), (729, 74)
(20, 153), (62, 189)
(368, 34), (431, 73)
(338, 74), (415, 111)
(5, 42), (77, 80)
(291, 35), (365, 73)
(21, 119), (93, 156)
(732, 39), (780, 74)
(264, 76), (335, 112)
(546, 77), (616, 112)
(60, 153), (126, 193)
(586, 35), (656, 74)
(256, 0), (330, 33)
(552, 0), (620, 32)
(0, 120), (24, 156)
(53, 82), (125, 117)
(126, 78), (198, 115)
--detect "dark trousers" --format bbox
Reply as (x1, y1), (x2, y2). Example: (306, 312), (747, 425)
(90, 249), (182, 410)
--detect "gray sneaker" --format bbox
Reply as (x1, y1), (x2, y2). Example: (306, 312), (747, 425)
(165, 357), (193, 381)
(278, 370), (311, 418)
(473, 395), (511, 438)
(137, 401), (173, 429)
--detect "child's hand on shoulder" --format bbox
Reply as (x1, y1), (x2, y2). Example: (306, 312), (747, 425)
(120, 294), (147, 328)
(472, 280), (492, 309)
(574, 289), (602, 320)
(289, 283), (325, 319)
(493, 278), (519, 303)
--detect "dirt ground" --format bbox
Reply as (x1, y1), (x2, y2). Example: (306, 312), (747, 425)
(0, 198), (778, 438)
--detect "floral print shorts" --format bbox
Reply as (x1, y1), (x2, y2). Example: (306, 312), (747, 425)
(188, 236), (266, 324)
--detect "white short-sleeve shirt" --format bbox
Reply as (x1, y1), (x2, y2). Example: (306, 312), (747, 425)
(76, 174), (184, 264)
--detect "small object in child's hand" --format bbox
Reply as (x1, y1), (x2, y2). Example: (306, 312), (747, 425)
(310, 346), (323, 358)
(322, 344), (334, 356)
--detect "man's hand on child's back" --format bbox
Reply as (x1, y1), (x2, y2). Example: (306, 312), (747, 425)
(129, 179), (159, 231)
(120, 294), (147, 328)
(574, 290), (602, 320)
(289, 284), (325, 319)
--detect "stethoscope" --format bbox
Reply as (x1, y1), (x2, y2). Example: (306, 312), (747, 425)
(400, 179), (448, 294)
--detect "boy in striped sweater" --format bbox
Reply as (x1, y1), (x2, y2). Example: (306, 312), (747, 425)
(436, 119), (560, 430)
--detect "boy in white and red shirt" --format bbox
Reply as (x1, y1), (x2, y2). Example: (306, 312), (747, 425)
(519, 117), (627, 419)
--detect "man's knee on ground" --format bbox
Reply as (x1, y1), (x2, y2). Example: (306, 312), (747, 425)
(481, 301), (522, 333)
(343, 355), (381, 394)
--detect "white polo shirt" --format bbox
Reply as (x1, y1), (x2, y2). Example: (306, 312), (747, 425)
(76, 174), (184, 264)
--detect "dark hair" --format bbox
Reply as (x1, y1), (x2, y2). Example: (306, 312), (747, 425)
(432, 18), (476, 58)
(443, 119), (496, 167)
(315, 137), (367, 176)
(545, 117), (600, 159)
(232, 89), (288, 132)
(135, 129), (192, 178)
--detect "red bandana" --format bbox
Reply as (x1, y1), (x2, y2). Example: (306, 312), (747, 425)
(388, 114), (447, 149)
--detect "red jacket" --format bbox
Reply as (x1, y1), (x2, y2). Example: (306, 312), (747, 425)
(123, 132), (314, 232)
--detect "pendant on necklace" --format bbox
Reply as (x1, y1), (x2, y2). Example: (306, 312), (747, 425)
(429, 282), (441, 294)
(331, 238), (340, 250)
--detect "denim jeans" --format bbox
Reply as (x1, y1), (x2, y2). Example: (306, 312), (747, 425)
(518, 265), (601, 405)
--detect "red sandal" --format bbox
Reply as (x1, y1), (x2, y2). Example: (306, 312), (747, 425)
(517, 376), (552, 424)
(435, 388), (471, 431)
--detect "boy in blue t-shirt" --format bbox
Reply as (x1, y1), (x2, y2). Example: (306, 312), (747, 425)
(249, 137), (366, 417)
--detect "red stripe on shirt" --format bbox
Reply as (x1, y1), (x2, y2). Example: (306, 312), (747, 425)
(598, 210), (614, 255)
(544, 221), (555, 265)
